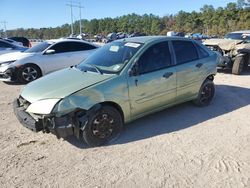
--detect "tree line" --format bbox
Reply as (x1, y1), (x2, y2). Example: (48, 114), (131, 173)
(3, 1), (250, 39)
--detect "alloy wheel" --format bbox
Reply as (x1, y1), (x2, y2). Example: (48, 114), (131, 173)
(22, 66), (38, 82)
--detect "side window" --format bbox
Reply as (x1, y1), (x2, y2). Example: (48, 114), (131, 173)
(50, 42), (72, 53)
(195, 43), (209, 59)
(70, 42), (97, 51)
(50, 42), (97, 53)
(0, 41), (13, 48)
(172, 41), (198, 64)
(138, 41), (171, 74)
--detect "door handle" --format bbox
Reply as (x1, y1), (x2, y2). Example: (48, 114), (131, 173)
(196, 63), (203, 68)
(163, 72), (173, 79)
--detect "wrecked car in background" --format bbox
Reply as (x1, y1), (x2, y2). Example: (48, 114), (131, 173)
(14, 36), (219, 147)
(203, 30), (250, 75)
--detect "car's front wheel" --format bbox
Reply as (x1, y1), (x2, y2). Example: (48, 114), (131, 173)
(193, 79), (215, 107)
(82, 106), (123, 147)
(18, 64), (41, 83)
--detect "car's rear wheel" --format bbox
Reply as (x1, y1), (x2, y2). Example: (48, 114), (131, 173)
(18, 64), (41, 83)
(193, 79), (215, 107)
(82, 106), (123, 147)
(232, 54), (246, 75)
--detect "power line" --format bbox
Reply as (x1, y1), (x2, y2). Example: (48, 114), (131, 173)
(66, 1), (74, 36)
(78, 2), (84, 35)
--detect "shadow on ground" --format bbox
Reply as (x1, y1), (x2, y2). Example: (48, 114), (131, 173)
(66, 84), (250, 148)
(217, 66), (250, 75)
(3, 81), (24, 86)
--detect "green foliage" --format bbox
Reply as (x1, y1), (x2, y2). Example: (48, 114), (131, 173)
(4, 3), (250, 39)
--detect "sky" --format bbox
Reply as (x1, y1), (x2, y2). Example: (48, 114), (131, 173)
(0, 0), (236, 30)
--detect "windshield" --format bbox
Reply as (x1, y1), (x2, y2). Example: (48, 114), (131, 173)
(77, 41), (143, 74)
(225, 32), (250, 41)
(25, 41), (53, 53)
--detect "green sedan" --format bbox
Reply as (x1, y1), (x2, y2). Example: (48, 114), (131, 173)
(14, 36), (219, 146)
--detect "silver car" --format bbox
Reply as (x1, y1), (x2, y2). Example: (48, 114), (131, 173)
(0, 39), (99, 83)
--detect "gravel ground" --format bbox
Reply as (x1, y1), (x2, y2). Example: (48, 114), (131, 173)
(0, 72), (250, 188)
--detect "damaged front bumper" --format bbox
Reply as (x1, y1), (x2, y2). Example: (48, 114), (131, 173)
(0, 67), (17, 82)
(13, 98), (89, 139)
(13, 98), (43, 132)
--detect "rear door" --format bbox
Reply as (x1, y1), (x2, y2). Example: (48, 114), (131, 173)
(127, 41), (177, 118)
(68, 42), (97, 64)
(171, 40), (205, 102)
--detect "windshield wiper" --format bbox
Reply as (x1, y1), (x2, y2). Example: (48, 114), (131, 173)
(86, 64), (103, 74)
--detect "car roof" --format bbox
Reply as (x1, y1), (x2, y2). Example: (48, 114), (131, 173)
(120, 36), (193, 44)
(230, 30), (250, 34)
(0, 39), (15, 46)
(0, 39), (28, 49)
(47, 38), (98, 47)
(0, 39), (11, 43)
(4, 38), (15, 43)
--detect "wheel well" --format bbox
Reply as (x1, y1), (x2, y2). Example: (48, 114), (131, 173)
(242, 52), (250, 65)
(206, 74), (214, 81)
(100, 101), (124, 123)
(21, 63), (43, 76)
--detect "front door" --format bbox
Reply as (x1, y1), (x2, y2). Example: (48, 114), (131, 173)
(41, 42), (74, 74)
(127, 41), (177, 119)
(41, 41), (97, 75)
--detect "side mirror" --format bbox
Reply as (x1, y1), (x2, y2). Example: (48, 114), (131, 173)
(45, 49), (55, 55)
(129, 62), (139, 77)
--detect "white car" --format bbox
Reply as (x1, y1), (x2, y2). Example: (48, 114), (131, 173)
(0, 39), (28, 55)
(0, 39), (99, 83)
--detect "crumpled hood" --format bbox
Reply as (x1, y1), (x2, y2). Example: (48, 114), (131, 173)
(235, 43), (250, 51)
(203, 38), (243, 51)
(0, 51), (34, 64)
(21, 67), (114, 103)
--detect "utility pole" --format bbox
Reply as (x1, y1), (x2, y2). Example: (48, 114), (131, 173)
(0, 21), (7, 38)
(66, 1), (84, 36)
(78, 2), (84, 35)
(66, 1), (74, 36)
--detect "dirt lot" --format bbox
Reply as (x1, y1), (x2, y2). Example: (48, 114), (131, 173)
(0, 72), (250, 188)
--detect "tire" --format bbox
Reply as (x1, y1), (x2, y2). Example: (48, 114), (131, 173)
(243, 54), (249, 70)
(232, 54), (246, 75)
(82, 106), (123, 147)
(193, 79), (215, 107)
(17, 64), (42, 83)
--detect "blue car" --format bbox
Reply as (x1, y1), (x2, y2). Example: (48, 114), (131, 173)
(0, 39), (28, 55)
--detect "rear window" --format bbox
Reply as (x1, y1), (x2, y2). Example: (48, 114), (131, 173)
(172, 41), (199, 64)
(70, 42), (97, 51)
